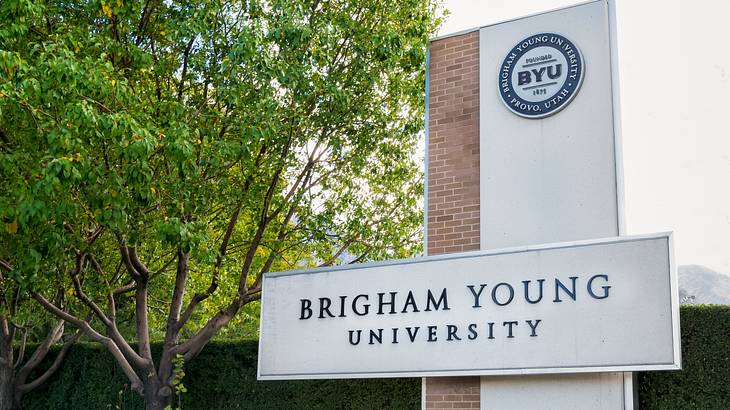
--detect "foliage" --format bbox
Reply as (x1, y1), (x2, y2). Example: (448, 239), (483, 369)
(0, 0), (440, 289)
(0, 0), (443, 406)
(15, 305), (730, 409)
(165, 354), (187, 410)
(20, 340), (421, 410)
(639, 305), (730, 409)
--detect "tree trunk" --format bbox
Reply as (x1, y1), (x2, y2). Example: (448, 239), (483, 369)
(143, 377), (169, 410)
(0, 365), (15, 410)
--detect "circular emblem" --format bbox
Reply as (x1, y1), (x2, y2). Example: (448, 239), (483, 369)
(498, 33), (584, 119)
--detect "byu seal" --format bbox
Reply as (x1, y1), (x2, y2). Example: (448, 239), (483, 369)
(498, 33), (584, 119)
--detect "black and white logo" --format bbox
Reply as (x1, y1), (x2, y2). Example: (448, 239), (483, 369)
(498, 33), (584, 119)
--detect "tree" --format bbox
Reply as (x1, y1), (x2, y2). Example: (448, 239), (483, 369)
(0, 0), (441, 408)
(0, 264), (83, 410)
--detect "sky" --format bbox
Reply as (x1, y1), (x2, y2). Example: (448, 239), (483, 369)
(438, 0), (730, 274)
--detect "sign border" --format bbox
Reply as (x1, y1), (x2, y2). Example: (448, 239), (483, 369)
(258, 232), (681, 380)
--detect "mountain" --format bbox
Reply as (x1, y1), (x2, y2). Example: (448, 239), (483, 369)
(678, 264), (730, 305)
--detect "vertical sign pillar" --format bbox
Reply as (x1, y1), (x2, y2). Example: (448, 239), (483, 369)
(424, 30), (482, 410)
(424, 0), (633, 408)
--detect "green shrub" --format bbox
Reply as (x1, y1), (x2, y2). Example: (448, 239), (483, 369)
(639, 305), (730, 409)
(21, 305), (729, 409)
(21, 340), (420, 409)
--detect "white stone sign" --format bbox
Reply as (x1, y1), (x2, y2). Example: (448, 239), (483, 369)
(479, 0), (622, 250)
(258, 233), (680, 380)
(471, 1), (638, 407)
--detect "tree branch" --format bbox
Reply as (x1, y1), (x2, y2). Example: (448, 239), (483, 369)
(116, 240), (154, 364)
(175, 295), (250, 362)
(175, 203), (241, 331)
(249, 166), (315, 292)
(158, 249), (189, 381)
(30, 292), (144, 394)
(0, 263), (10, 343)
(70, 254), (112, 327)
(319, 194), (406, 267)
(128, 247), (150, 278)
(12, 325), (27, 369)
(135, 281), (153, 362)
(119, 244), (142, 282)
(178, 36), (197, 100)
(67, 262), (149, 371)
(0, 127), (9, 146)
(17, 327), (84, 393)
(16, 320), (63, 381)
(112, 282), (137, 297)
(0, 317), (10, 355)
(235, 131), (296, 297)
(135, 0), (158, 46)
(85, 225), (105, 246)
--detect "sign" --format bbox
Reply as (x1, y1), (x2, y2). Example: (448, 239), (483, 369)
(479, 0), (620, 250)
(498, 33), (584, 118)
(474, 2), (648, 408)
(258, 233), (680, 380)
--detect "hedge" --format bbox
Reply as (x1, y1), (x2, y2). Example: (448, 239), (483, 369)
(21, 305), (730, 409)
(639, 305), (730, 409)
(21, 341), (420, 409)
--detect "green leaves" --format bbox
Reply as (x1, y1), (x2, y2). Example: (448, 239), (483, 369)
(0, 0), (443, 340)
(156, 218), (208, 254)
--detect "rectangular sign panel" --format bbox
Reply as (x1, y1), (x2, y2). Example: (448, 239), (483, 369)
(479, 0), (622, 249)
(258, 233), (680, 380)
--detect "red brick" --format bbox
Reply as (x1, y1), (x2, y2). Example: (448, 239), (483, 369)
(426, 29), (481, 409)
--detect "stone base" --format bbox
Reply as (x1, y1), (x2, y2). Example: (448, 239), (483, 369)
(480, 372), (635, 410)
(423, 373), (636, 410)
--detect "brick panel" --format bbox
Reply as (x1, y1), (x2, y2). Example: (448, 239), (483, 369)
(424, 30), (481, 410)
(425, 377), (481, 409)
(427, 30), (480, 256)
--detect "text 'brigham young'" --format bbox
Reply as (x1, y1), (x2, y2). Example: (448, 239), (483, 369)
(298, 274), (611, 346)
